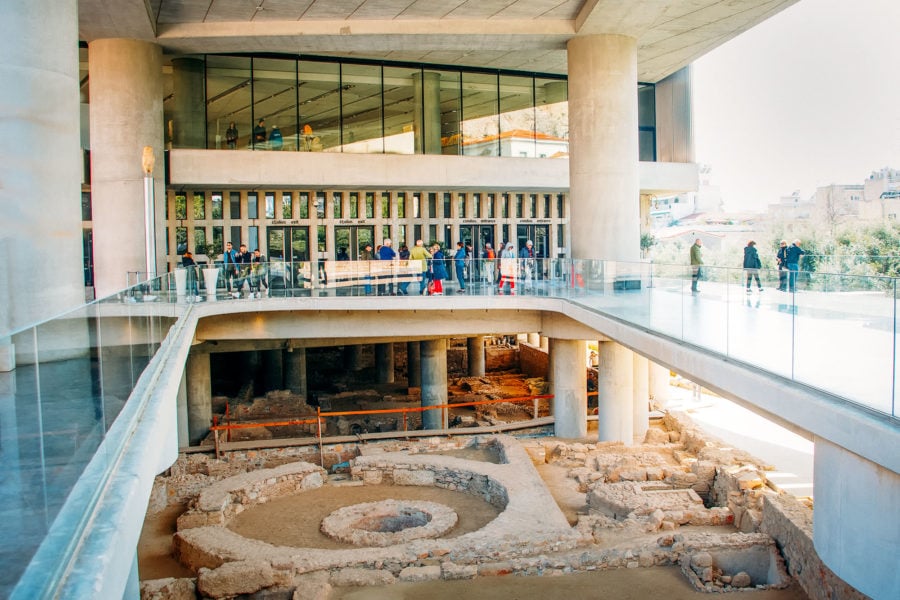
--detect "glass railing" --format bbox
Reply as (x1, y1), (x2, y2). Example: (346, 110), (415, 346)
(1, 273), (179, 599)
(3, 257), (897, 596)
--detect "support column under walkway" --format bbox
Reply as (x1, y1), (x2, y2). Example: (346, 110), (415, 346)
(597, 340), (634, 444)
(467, 336), (485, 377)
(186, 351), (211, 445)
(420, 339), (447, 430)
(549, 338), (587, 439)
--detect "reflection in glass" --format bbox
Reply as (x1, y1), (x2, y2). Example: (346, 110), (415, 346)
(299, 60), (340, 151)
(462, 72), (499, 156)
(535, 77), (568, 158)
(282, 192), (292, 219)
(342, 63), (383, 153)
(193, 192), (205, 219)
(437, 70), (461, 155)
(298, 192), (309, 219)
(175, 192), (187, 220)
(253, 57), (298, 151)
(247, 192), (258, 219)
(499, 74), (534, 157)
(211, 192), (223, 219)
(205, 56), (251, 150)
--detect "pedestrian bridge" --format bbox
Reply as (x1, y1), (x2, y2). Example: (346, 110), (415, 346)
(3, 259), (898, 599)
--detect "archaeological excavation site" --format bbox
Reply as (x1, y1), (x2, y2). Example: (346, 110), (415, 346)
(138, 339), (864, 600)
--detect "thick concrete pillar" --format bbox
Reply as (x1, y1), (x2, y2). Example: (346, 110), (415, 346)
(284, 348), (307, 397)
(813, 437), (900, 600)
(186, 351), (212, 445)
(527, 332), (540, 347)
(649, 362), (670, 408)
(420, 339), (447, 430)
(540, 336), (549, 352)
(89, 39), (164, 296)
(0, 0), (84, 338)
(597, 341), (634, 444)
(262, 349), (284, 391)
(567, 35), (640, 262)
(375, 343), (394, 384)
(413, 71), (442, 154)
(344, 344), (364, 371)
(467, 336), (485, 377)
(550, 338), (587, 439)
(171, 57), (206, 149)
(633, 353), (649, 443)
(407, 341), (421, 388)
(177, 370), (189, 447)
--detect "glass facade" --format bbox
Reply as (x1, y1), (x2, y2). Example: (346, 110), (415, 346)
(164, 54), (657, 160)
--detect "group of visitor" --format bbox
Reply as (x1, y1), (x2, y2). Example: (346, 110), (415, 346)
(689, 238), (806, 295)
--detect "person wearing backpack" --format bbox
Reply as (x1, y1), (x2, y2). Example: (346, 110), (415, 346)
(743, 240), (763, 293)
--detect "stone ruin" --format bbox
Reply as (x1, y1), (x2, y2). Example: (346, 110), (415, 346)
(140, 413), (866, 600)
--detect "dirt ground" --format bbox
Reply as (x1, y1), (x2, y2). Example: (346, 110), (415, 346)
(331, 567), (810, 600)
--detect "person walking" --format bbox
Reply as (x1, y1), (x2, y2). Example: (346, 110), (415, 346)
(499, 242), (517, 295)
(454, 241), (467, 292)
(253, 118), (267, 148)
(785, 239), (805, 293)
(250, 249), (268, 298)
(690, 238), (703, 294)
(269, 125), (283, 150)
(428, 243), (448, 295)
(409, 239), (432, 295)
(233, 243), (252, 298)
(397, 243), (411, 295)
(359, 242), (375, 295)
(519, 240), (535, 288)
(743, 240), (764, 293)
(482, 242), (496, 285)
(377, 238), (397, 295)
(182, 251), (199, 299)
(776, 240), (789, 291)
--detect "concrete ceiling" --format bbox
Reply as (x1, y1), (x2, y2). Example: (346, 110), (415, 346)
(79, 0), (799, 82)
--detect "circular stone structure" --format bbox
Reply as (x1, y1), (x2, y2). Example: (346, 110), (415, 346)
(320, 499), (458, 547)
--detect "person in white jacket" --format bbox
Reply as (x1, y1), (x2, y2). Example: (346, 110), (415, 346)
(498, 243), (517, 295)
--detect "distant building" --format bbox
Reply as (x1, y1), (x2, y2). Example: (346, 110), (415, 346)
(861, 167), (900, 221)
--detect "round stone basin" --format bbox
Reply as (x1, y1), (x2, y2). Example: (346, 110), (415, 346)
(320, 500), (458, 547)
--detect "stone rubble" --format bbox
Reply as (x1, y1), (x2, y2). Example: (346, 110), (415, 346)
(142, 411), (853, 599)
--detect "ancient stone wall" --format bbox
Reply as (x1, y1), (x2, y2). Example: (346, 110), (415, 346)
(518, 343), (548, 379)
(761, 494), (869, 600)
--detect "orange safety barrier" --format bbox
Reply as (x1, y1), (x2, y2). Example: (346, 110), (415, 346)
(208, 394), (554, 457)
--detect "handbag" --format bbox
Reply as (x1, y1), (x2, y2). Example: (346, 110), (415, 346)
(427, 280), (435, 295)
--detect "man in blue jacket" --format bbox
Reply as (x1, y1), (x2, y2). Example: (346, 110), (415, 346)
(785, 239), (805, 293)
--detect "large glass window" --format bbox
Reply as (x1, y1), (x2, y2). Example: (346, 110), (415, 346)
(397, 192), (406, 218)
(383, 65), (416, 155)
(253, 57), (298, 151)
(457, 193), (466, 218)
(282, 193), (293, 219)
(193, 192), (205, 219)
(247, 192), (258, 219)
(499, 74), (534, 157)
(461, 72), (499, 156)
(342, 63), (383, 153)
(211, 192), (223, 219)
(229, 192), (241, 219)
(349, 192), (358, 219)
(315, 192), (326, 218)
(535, 77), (568, 158)
(443, 193), (451, 218)
(298, 192), (309, 219)
(437, 70), (461, 156)
(175, 192), (187, 220)
(380, 192), (390, 218)
(638, 83), (657, 161)
(299, 60), (340, 151)
(248, 226), (259, 251)
(333, 192), (343, 218)
(367, 193), (375, 219)
(176, 227), (187, 255)
(194, 228), (206, 253)
(211, 226), (223, 256)
(265, 192), (276, 219)
(205, 56), (251, 150)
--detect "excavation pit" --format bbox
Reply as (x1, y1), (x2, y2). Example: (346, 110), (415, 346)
(320, 500), (458, 546)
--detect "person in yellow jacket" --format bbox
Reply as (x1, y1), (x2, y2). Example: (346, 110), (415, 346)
(409, 239), (432, 295)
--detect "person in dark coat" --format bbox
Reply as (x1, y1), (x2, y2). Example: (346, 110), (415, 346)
(743, 240), (763, 292)
(784, 239), (806, 293)
(776, 240), (788, 291)
(429, 243), (448, 295)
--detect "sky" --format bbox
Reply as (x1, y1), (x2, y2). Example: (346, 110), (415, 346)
(692, 0), (900, 212)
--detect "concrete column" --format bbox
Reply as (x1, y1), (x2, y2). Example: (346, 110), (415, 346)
(343, 344), (364, 371)
(186, 351), (212, 445)
(407, 341), (421, 388)
(176, 370), (189, 447)
(284, 347), (307, 397)
(597, 341), (634, 444)
(467, 336), (485, 377)
(262, 349), (284, 391)
(171, 57), (206, 149)
(413, 71), (442, 154)
(527, 332), (540, 347)
(550, 338), (587, 439)
(649, 362), (670, 408)
(420, 339), (447, 430)
(813, 437), (900, 600)
(633, 353), (649, 443)
(375, 343), (394, 383)
(89, 39), (164, 296)
(540, 336), (549, 352)
(567, 35), (640, 262)
(0, 0), (84, 335)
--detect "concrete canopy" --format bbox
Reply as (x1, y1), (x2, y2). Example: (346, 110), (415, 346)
(80, 0), (798, 82)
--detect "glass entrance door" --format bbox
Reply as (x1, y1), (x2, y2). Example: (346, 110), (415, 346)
(516, 224), (550, 280)
(334, 226), (374, 260)
(267, 226), (309, 295)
